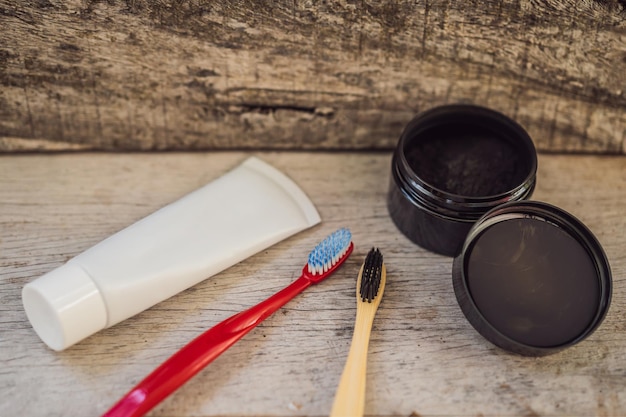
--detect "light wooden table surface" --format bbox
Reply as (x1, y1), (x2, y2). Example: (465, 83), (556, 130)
(1, 152), (625, 416)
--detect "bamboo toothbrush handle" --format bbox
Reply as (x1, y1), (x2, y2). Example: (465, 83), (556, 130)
(103, 276), (311, 417)
(331, 255), (386, 417)
(330, 308), (377, 417)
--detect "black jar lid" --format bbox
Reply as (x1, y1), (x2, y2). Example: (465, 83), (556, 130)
(452, 201), (612, 356)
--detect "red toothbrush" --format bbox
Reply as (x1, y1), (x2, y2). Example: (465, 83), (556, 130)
(103, 228), (353, 417)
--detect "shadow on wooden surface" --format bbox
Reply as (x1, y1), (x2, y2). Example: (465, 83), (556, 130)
(1, 1), (625, 153)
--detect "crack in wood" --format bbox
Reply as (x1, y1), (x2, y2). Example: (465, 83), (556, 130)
(0, 0), (623, 153)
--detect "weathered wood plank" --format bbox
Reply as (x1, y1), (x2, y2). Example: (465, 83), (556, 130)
(0, 1), (625, 152)
(0, 152), (625, 416)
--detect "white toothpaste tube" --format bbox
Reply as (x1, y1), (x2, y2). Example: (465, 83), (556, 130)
(22, 157), (321, 351)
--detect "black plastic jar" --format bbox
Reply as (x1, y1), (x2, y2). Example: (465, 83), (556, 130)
(452, 201), (612, 356)
(388, 105), (538, 257)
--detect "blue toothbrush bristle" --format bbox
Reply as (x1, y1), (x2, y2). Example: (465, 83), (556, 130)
(307, 228), (352, 275)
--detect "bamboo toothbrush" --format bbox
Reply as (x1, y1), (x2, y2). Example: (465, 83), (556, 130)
(330, 247), (386, 417)
(103, 228), (354, 417)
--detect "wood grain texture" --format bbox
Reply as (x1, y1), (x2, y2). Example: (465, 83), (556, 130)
(0, 151), (625, 416)
(1, 1), (625, 153)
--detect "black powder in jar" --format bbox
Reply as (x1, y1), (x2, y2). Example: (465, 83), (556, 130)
(387, 105), (538, 256)
(404, 123), (531, 197)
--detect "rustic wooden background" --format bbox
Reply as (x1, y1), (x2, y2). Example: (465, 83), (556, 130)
(1, 0), (625, 153)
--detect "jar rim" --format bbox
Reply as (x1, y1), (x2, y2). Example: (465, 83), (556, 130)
(393, 104), (538, 217)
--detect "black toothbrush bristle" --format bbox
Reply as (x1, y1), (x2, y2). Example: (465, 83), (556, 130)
(360, 248), (383, 303)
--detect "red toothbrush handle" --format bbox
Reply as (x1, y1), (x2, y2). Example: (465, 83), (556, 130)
(103, 276), (312, 417)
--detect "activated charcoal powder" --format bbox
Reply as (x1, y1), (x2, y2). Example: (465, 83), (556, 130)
(388, 105), (537, 256)
(404, 123), (531, 197)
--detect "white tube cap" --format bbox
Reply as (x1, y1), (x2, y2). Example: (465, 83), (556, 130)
(22, 263), (108, 351)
